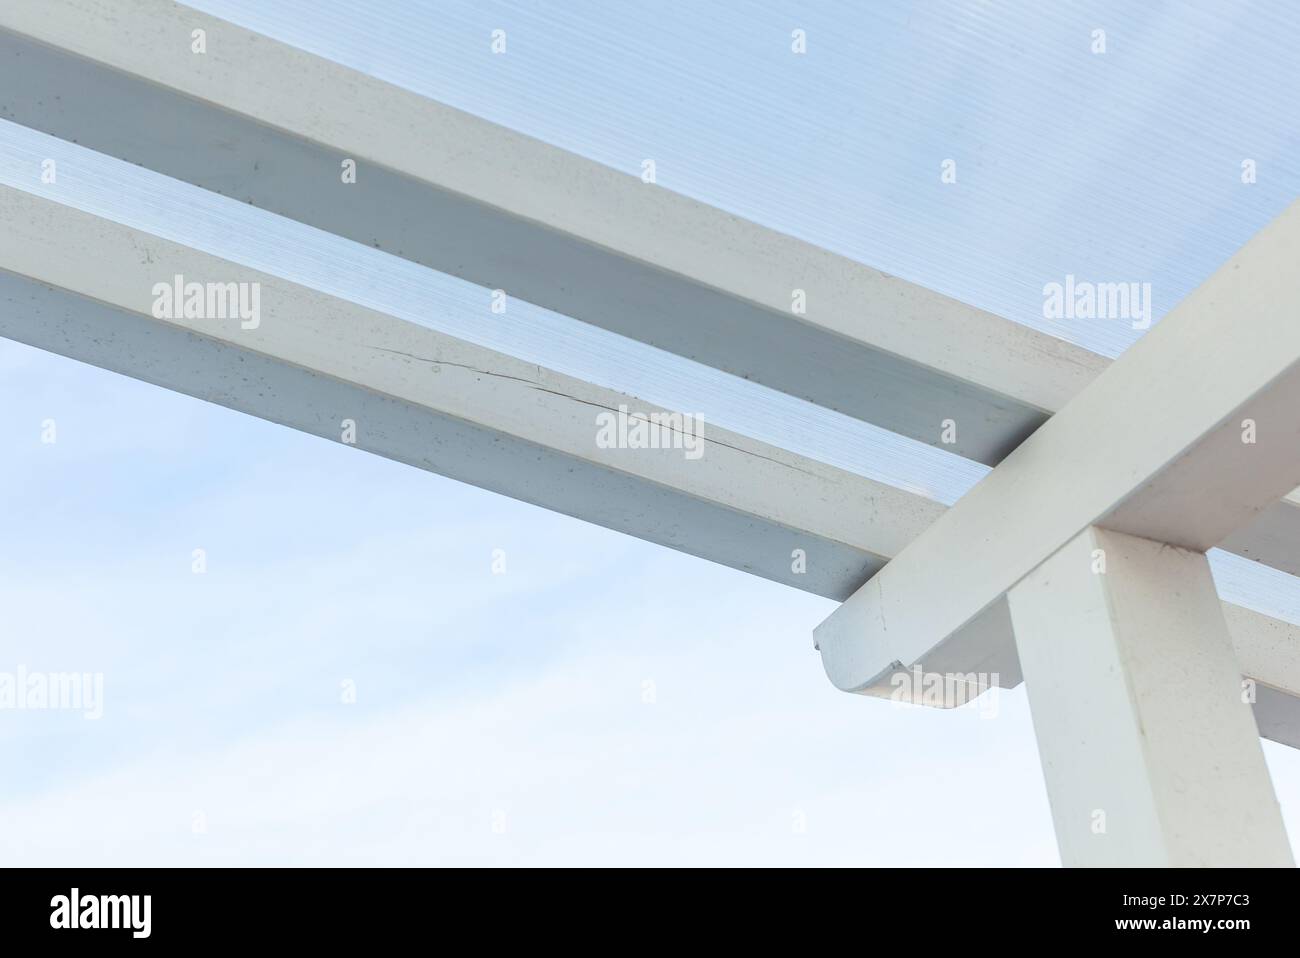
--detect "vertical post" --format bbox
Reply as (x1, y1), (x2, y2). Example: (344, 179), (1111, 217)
(1007, 525), (1293, 866)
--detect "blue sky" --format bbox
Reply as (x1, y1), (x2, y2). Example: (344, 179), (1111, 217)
(3, 0), (1300, 865)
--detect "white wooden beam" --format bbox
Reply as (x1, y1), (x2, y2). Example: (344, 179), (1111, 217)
(0, 0), (1102, 466)
(1007, 527), (1293, 866)
(0, 184), (941, 601)
(1225, 603), (1300, 748)
(1222, 490), (1300, 577)
(818, 198), (1300, 696)
(6, 183), (1300, 747)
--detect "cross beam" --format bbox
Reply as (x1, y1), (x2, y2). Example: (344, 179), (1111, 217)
(817, 198), (1300, 695)
(817, 201), (1300, 864)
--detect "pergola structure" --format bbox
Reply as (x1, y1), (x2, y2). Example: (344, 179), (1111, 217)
(3, 0), (1298, 867)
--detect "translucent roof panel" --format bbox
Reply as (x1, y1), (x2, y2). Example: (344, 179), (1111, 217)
(187, 0), (1300, 357)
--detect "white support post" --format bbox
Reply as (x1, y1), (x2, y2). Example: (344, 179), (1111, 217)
(1007, 526), (1293, 867)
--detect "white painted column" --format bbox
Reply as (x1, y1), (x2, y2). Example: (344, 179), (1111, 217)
(1007, 526), (1293, 867)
